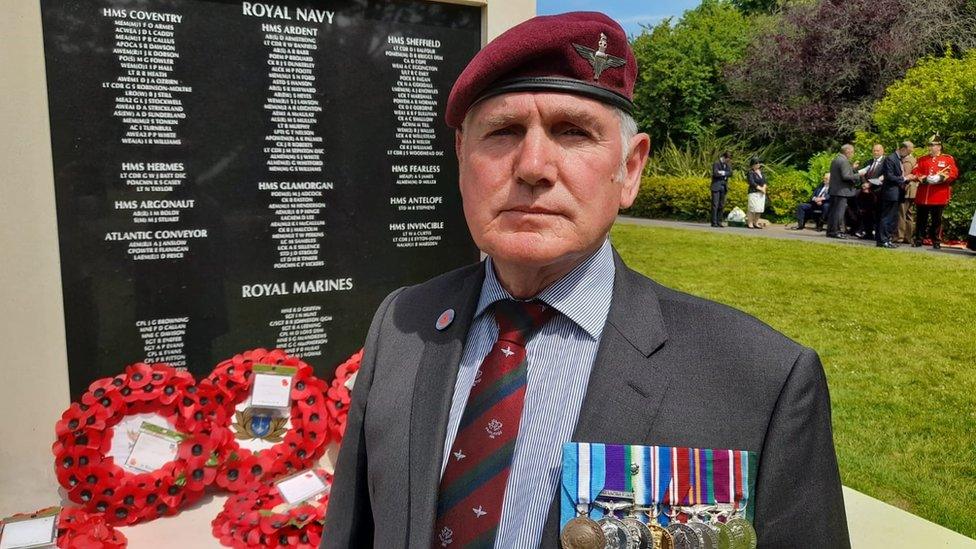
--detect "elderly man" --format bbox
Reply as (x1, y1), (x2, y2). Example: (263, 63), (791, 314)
(827, 144), (860, 238)
(790, 173), (830, 231)
(323, 12), (848, 549)
(896, 141), (918, 243)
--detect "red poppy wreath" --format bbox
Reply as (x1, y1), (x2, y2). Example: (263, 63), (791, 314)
(204, 349), (332, 492)
(1, 506), (127, 549)
(52, 363), (227, 525)
(324, 349), (362, 442)
(58, 506), (129, 548)
(211, 469), (332, 549)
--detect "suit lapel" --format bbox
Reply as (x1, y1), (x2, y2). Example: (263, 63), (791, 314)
(540, 251), (671, 545)
(407, 263), (485, 548)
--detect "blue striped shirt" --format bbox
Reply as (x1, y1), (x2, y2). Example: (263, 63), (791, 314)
(441, 239), (615, 548)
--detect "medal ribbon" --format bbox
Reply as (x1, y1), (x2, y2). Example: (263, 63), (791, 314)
(713, 449), (731, 503)
(746, 450), (758, 522)
(590, 443), (606, 511)
(633, 445), (651, 506)
(704, 449), (715, 504)
(576, 443), (590, 512)
(603, 444), (627, 496)
(561, 443), (580, 528)
(655, 445), (671, 525)
(677, 446), (692, 507)
(561, 442), (608, 527)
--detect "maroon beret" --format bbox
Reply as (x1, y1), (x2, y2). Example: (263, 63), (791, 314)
(445, 11), (638, 128)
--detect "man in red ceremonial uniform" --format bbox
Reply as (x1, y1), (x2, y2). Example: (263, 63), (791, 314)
(911, 135), (959, 249)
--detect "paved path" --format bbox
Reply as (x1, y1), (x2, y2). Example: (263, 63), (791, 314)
(617, 216), (975, 258)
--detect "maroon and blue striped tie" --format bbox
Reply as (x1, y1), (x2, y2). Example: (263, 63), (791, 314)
(433, 299), (555, 548)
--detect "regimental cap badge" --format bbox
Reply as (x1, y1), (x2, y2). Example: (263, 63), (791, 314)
(573, 32), (627, 81)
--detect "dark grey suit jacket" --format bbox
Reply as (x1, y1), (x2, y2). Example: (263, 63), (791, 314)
(829, 154), (860, 198)
(711, 160), (731, 192)
(880, 152), (906, 202)
(322, 251), (850, 549)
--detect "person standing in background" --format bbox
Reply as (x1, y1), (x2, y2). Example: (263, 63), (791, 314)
(746, 157), (767, 229)
(710, 152), (732, 227)
(967, 207), (976, 251)
(896, 141), (918, 244)
(876, 142), (910, 248)
(858, 144), (885, 240)
(827, 144), (860, 238)
(912, 135), (959, 250)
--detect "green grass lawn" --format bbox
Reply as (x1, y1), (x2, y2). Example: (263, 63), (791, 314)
(610, 223), (976, 539)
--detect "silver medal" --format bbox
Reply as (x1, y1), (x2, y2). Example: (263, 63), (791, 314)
(621, 516), (653, 549)
(665, 522), (702, 549)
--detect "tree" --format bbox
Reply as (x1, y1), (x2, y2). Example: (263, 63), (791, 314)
(724, 0), (976, 159)
(731, 0), (781, 15)
(630, 0), (753, 147)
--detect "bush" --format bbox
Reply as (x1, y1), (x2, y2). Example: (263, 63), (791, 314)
(624, 173), (810, 223)
(626, 176), (744, 220)
(645, 129), (793, 178)
(765, 168), (813, 221)
(805, 151), (836, 187)
(944, 174), (976, 241)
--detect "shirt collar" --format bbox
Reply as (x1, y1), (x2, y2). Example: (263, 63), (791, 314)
(476, 239), (615, 340)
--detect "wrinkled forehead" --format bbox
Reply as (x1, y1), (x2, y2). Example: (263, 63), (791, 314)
(463, 91), (620, 130)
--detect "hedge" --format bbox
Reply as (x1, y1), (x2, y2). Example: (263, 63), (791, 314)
(624, 171), (813, 223)
(944, 175), (976, 241)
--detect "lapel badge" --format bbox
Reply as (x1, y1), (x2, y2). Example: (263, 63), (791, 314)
(436, 308), (455, 331)
(573, 32), (627, 81)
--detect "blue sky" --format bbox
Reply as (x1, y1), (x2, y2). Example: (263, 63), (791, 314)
(537, 0), (703, 36)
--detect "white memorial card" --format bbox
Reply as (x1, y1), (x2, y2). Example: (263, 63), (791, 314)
(124, 422), (183, 473)
(276, 470), (329, 506)
(0, 514), (57, 549)
(250, 364), (297, 410)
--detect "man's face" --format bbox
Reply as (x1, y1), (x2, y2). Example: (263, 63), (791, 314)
(929, 143), (942, 156)
(456, 92), (648, 269)
(844, 148), (855, 159)
(872, 145), (884, 159)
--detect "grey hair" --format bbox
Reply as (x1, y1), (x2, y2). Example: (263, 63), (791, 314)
(841, 143), (855, 154)
(613, 107), (639, 181)
(901, 140), (914, 149)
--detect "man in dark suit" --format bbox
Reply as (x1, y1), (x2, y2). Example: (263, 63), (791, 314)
(710, 152), (732, 227)
(827, 144), (860, 238)
(324, 12), (849, 549)
(789, 173), (830, 230)
(876, 143), (912, 248)
(855, 144), (885, 239)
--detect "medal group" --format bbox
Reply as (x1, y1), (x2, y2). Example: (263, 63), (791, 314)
(561, 443), (758, 549)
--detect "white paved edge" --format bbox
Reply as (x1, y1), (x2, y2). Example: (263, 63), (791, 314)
(844, 486), (976, 548)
